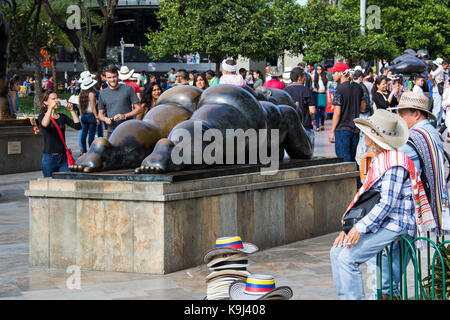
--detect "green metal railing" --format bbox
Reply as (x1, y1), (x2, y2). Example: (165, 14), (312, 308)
(376, 232), (449, 300)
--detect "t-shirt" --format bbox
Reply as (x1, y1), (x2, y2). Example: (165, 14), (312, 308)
(284, 84), (315, 130)
(123, 80), (141, 95)
(37, 113), (81, 154)
(98, 83), (139, 131)
(219, 74), (246, 87)
(263, 79), (286, 89)
(332, 81), (364, 133)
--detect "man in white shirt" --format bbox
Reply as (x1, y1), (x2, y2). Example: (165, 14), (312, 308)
(430, 59), (449, 126)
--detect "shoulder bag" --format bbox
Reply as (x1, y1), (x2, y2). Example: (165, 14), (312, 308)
(342, 190), (381, 234)
(50, 117), (76, 166)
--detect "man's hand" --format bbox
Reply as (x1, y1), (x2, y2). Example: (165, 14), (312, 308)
(113, 113), (126, 121)
(333, 231), (346, 247)
(103, 117), (112, 125)
(329, 131), (335, 143)
(344, 227), (361, 248)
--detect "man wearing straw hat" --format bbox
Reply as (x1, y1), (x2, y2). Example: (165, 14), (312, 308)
(367, 92), (450, 299)
(330, 109), (433, 300)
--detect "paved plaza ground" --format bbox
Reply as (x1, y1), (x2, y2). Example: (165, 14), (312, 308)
(0, 120), (448, 300)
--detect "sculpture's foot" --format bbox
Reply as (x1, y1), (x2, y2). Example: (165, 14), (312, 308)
(135, 138), (182, 174)
(70, 138), (111, 173)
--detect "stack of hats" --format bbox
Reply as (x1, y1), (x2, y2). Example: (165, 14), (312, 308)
(203, 236), (258, 300)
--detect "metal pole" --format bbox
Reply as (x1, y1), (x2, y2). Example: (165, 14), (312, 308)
(360, 0), (366, 35)
(120, 37), (125, 67)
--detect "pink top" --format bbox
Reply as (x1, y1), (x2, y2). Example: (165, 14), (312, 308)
(219, 74), (246, 87)
(263, 79), (285, 89)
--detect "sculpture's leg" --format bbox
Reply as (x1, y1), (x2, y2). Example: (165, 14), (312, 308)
(72, 120), (160, 173)
(278, 105), (313, 159)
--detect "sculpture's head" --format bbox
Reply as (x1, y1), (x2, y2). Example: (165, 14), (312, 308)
(155, 85), (203, 113)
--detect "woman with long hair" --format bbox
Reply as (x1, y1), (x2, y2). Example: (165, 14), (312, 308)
(78, 76), (99, 155)
(8, 75), (21, 114)
(37, 90), (81, 177)
(195, 73), (209, 90)
(312, 64), (328, 131)
(371, 76), (401, 111)
(252, 70), (263, 89)
(137, 81), (162, 120)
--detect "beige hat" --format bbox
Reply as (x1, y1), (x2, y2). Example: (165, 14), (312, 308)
(354, 109), (409, 150)
(269, 67), (282, 78)
(387, 91), (435, 121)
(119, 66), (135, 80)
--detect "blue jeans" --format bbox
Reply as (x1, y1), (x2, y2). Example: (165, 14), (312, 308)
(314, 106), (326, 128)
(42, 153), (69, 178)
(96, 120), (104, 138)
(78, 113), (97, 153)
(305, 128), (315, 155)
(330, 228), (408, 300)
(335, 130), (359, 162)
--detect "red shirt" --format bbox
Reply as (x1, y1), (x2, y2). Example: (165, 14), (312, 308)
(124, 80), (140, 94)
(263, 79), (285, 89)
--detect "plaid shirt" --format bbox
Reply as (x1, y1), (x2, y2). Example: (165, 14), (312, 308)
(355, 166), (417, 238)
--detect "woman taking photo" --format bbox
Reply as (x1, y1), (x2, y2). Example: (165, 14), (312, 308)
(38, 90), (81, 177)
(371, 76), (401, 110)
(312, 64), (328, 131)
(330, 109), (432, 300)
(137, 82), (162, 120)
(195, 73), (209, 90)
(78, 76), (99, 156)
(8, 75), (21, 115)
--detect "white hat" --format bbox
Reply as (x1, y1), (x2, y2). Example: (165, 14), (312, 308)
(228, 274), (293, 300)
(80, 71), (96, 81)
(433, 58), (444, 66)
(119, 66), (135, 80)
(354, 109), (409, 150)
(131, 73), (141, 81)
(222, 59), (237, 73)
(80, 76), (98, 90)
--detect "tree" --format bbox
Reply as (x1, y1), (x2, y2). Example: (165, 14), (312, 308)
(7, 0), (47, 112)
(143, 0), (280, 74)
(42, 0), (118, 74)
(341, 0), (450, 60)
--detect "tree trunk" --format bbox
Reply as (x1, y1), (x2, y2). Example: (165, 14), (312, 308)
(51, 57), (57, 90)
(33, 61), (43, 114)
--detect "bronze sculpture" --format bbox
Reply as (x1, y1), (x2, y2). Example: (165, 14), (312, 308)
(72, 84), (312, 174)
(136, 84), (312, 173)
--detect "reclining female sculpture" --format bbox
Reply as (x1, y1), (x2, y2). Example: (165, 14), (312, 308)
(73, 84), (312, 173)
(135, 84), (312, 173)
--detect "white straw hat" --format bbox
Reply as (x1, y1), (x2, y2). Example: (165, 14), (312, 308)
(119, 66), (135, 80)
(80, 76), (98, 90)
(354, 109), (409, 150)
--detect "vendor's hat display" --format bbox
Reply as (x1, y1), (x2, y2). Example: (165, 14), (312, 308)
(228, 274), (293, 300)
(203, 236), (258, 264)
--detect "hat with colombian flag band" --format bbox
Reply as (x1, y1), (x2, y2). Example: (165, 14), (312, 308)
(228, 274), (293, 300)
(203, 236), (258, 264)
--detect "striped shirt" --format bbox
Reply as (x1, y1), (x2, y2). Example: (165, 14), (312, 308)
(355, 166), (417, 238)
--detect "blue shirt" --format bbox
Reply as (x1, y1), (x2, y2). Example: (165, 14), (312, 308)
(355, 166), (416, 238)
(398, 119), (444, 175)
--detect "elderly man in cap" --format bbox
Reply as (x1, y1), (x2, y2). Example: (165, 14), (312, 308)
(219, 59), (246, 87)
(328, 62), (366, 165)
(263, 67), (285, 89)
(365, 92), (450, 299)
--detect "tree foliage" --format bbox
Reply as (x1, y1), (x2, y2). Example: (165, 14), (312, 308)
(143, 0), (280, 73)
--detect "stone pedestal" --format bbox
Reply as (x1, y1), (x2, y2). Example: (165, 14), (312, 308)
(25, 160), (358, 274)
(0, 120), (43, 174)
